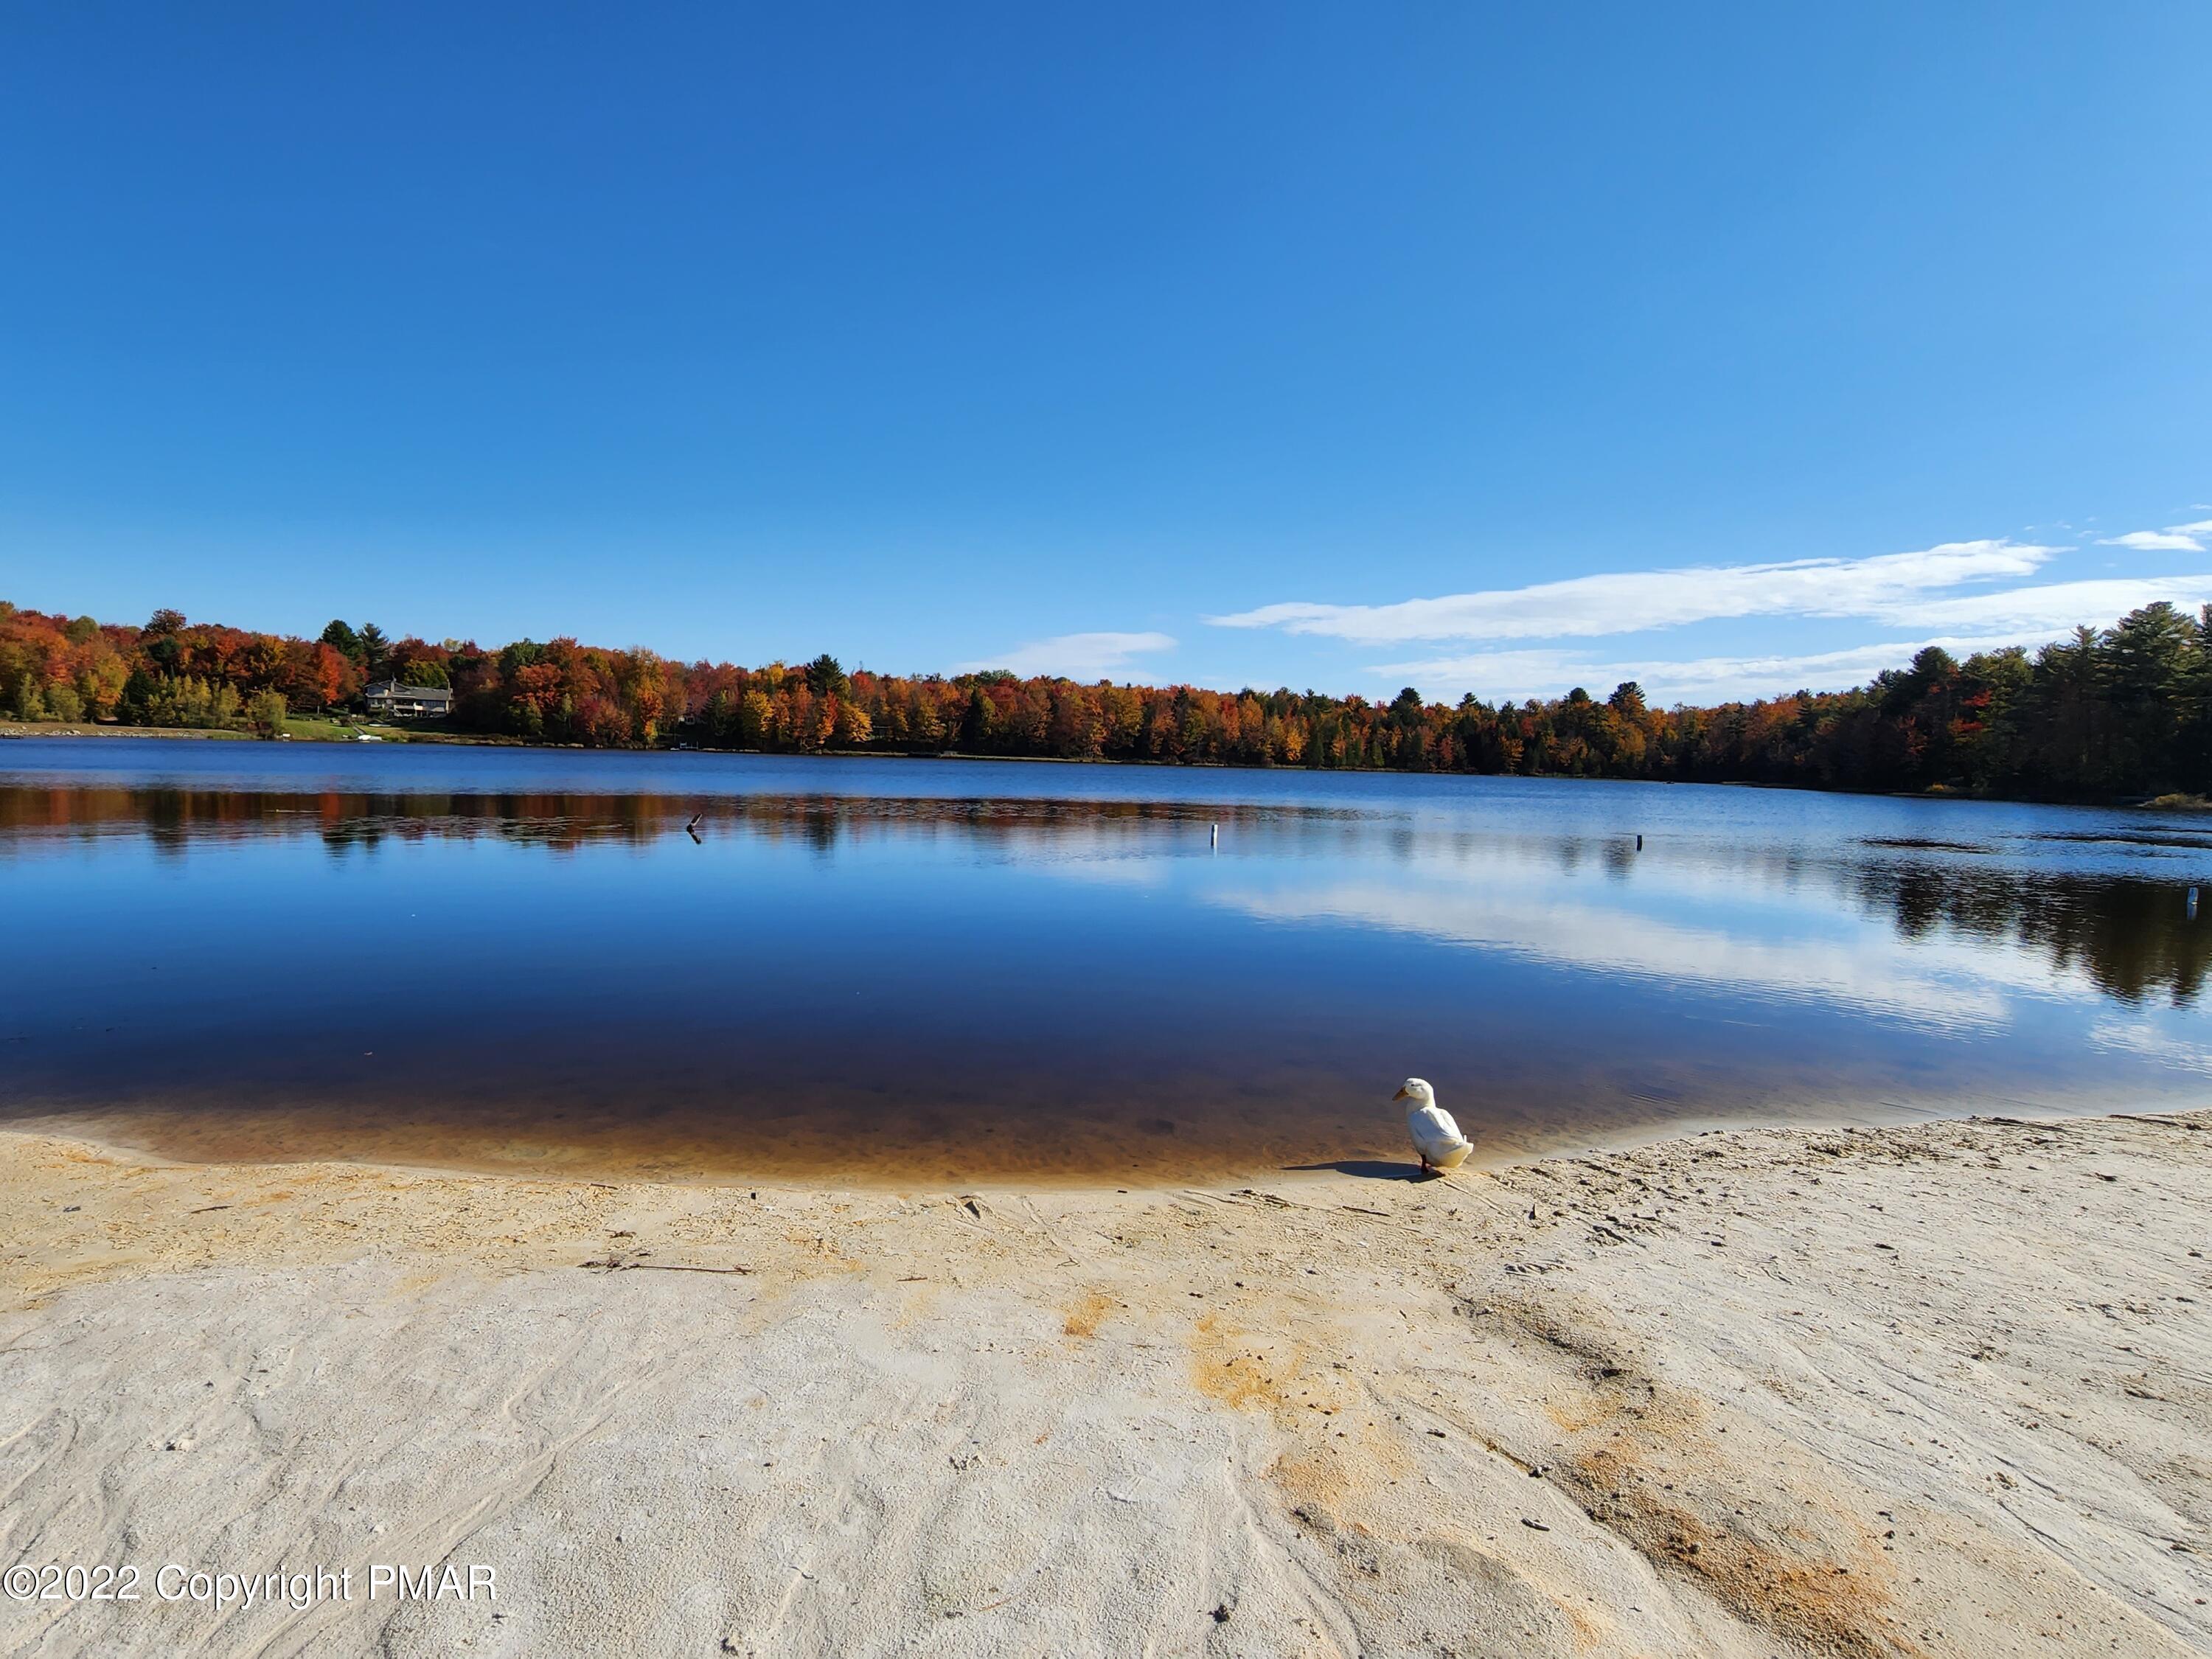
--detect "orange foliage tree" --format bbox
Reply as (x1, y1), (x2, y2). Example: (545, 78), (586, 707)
(5, 597), (2211, 800)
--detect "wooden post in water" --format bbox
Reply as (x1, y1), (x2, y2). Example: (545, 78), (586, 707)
(2191, 886), (2200, 922)
(1210, 822), (1218, 850)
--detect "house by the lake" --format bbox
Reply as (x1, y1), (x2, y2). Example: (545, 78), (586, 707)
(364, 680), (454, 720)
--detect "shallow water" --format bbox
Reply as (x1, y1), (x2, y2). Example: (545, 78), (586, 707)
(4, 738), (2208, 1183)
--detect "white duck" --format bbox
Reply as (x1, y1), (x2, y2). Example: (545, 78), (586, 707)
(1395, 1078), (1473, 1175)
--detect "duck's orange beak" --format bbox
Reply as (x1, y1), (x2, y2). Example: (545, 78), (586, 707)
(1392, 1085), (1409, 1100)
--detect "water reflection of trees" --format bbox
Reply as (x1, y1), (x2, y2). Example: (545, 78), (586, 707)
(1860, 858), (2207, 1007)
(6, 787), (2205, 1007)
(0, 787), (1356, 857)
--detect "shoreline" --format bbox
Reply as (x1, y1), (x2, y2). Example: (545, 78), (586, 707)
(4, 723), (2199, 811)
(5, 1107), (2210, 1655)
(0, 723), (258, 741)
(0, 1092), (2143, 1196)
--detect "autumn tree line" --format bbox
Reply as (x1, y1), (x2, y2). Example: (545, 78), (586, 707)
(4, 598), (2211, 802)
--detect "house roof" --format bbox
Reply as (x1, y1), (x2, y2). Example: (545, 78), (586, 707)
(365, 679), (453, 700)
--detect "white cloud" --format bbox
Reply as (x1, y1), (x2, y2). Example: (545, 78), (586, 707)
(1610, 635), (2051, 696)
(1370, 620), (2175, 706)
(1373, 638), (1959, 706)
(953, 630), (1175, 680)
(2098, 518), (2212, 554)
(1366, 647), (1598, 696)
(2101, 531), (2203, 552)
(1206, 539), (2057, 644)
(1871, 574), (2212, 631)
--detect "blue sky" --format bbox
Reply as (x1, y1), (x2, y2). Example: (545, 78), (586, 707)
(2, 4), (2207, 703)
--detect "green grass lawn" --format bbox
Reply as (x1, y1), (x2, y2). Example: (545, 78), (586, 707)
(3, 714), (433, 742)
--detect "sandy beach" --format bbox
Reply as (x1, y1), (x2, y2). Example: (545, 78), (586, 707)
(3, 1110), (2209, 1658)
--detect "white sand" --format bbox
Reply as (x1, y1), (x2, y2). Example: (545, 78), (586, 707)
(3, 1110), (2209, 1657)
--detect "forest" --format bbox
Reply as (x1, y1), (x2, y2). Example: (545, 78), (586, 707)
(4, 597), (2209, 802)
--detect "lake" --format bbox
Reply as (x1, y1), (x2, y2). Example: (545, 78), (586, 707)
(4, 737), (2208, 1185)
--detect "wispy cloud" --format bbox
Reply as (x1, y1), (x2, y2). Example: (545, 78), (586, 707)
(1857, 574), (2212, 632)
(1371, 634), (2024, 706)
(954, 630), (1175, 680)
(1209, 519), (2212, 703)
(1607, 634), (2060, 696)
(2103, 531), (2202, 552)
(2099, 518), (2212, 554)
(1369, 604), (2211, 706)
(1206, 540), (2059, 645)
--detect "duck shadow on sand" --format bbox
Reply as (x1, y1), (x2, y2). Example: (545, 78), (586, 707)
(1283, 1159), (1438, 1183)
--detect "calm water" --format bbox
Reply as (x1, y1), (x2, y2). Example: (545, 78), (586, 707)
(4, 738), (2210, 1184)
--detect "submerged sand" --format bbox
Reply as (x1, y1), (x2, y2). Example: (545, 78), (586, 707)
(2, 1110), (2209, 1657)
